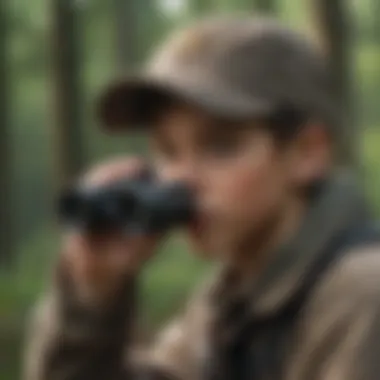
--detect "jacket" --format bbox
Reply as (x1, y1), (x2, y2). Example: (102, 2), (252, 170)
(23, 171), (380, 380)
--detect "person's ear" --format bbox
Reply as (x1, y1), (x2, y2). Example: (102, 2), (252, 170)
(289, 122), (332, 186)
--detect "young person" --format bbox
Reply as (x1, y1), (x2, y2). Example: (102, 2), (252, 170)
(24, 16), (380, 380)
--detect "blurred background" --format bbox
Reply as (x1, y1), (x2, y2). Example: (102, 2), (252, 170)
(1, 0), (380, 379)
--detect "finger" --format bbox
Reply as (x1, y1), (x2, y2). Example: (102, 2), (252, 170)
(83, 157), (148, 187)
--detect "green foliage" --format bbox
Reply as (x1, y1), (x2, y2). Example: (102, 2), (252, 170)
(356, 43), (380, 126)
(3, 0), (380, 379)
(360, 128), (380, 212)
(141, 234), (208, 329)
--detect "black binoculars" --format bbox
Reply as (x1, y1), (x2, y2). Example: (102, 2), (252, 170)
(58, 173), (194, 234)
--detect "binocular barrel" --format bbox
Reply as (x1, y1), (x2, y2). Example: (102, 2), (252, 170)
(58, 177), (194, 234)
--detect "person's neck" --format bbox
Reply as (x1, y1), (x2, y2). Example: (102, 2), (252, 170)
(229, 196), (308, 285)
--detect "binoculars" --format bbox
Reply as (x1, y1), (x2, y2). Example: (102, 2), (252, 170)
(58, 173), (194, 234)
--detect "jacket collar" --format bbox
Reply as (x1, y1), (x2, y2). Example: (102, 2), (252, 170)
(211, 170), (372, 319)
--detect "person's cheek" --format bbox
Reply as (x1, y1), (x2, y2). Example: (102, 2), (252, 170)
(220, 164), (265, 207)
(226, 144), (274, 201)
(227, 169), (280, 237)
(202, 172), (250, 240)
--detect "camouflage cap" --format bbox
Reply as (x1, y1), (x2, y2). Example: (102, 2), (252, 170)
(97, 16), (340, 134)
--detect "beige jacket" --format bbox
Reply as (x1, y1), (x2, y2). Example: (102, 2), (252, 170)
(23, 172), (380, 380)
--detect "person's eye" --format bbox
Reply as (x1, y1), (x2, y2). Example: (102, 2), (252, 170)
(205, 135), (241, 158)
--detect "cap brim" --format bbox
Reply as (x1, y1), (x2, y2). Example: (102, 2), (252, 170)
(96, 76), (274, 131)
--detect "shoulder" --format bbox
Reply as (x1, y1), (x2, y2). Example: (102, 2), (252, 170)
(300, 242), (380, 339)
(312, 242), (380, 309)
(289, 243), (380, 379)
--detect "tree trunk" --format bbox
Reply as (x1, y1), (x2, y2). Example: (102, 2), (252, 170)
(114, 0), (138, 72)
(372, 0), (380, 126)
(0, 0), (13, 266)
(253, 0), (276, 13)
(51, 0), (86, 190)
(311, 0), (356, 166)
(372, 0), (380, 43)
